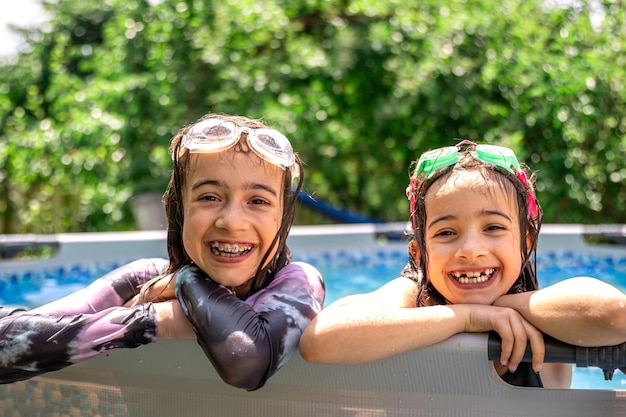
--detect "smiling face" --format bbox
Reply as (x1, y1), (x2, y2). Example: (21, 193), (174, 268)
(181, 150), (284, 296)
(417, 169), (527, 305)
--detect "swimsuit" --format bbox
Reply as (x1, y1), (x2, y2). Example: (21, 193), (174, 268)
(176, 262), (324, 390)
(0, 258), (324, 391)
(500, 362), (544, 388)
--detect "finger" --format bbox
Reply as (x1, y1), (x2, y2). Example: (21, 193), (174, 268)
(506, 315), (529, 373)
(496, 325), (515, 368)
(525, 323), (545, 373)
(123, 295), (140, 307)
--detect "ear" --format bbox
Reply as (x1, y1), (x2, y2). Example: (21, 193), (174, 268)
(408, 239), (420, 260)
(525, 231), (533, 255)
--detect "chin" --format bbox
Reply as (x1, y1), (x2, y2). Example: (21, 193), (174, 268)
(454, 294), (498, 305)
(475, 298), (499, 305)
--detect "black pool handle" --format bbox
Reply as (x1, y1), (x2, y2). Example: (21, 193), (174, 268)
(487, 332), (626, 381)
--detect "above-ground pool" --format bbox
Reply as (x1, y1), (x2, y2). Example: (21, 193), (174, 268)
(0, 223), (625, 417)
(299, 247), (626, 390)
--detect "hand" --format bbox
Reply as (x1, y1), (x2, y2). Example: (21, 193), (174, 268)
(153, 299), (196, 340)
(463, 304), (545, 373)
(124, 274), (177, 307)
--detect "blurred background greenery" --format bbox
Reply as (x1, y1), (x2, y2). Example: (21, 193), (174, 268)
(0, 0), (624, 233)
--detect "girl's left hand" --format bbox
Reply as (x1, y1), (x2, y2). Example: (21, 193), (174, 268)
(491, 307), (545, 374)
(124, 274), (177, 307)
(153, 299), (196, 340)
(463, 304), (545, 373)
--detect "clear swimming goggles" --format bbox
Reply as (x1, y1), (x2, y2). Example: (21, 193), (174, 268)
(412, 140), (521, 179)
(180, 118), (299, 181)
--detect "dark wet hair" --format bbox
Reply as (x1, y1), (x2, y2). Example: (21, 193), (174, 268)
(402, 152), (543, 307)
(163, 113), (304, 296)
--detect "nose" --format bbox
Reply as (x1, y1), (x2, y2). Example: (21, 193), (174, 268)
(214, 201), (249, 232)
(455, 231), (488, 261)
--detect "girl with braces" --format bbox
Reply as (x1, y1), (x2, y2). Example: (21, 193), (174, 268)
(0, 113), (325, 391)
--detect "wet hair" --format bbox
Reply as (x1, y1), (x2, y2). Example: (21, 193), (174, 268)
(402, 152), (543, 307)
(163, 113), (304, 296)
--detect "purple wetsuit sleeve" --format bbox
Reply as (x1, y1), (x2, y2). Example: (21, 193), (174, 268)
(0, 304), (157, 383)
(31, 258), (169, 315)
(176, 262), (325, 391)
(0, 258), (168, 383)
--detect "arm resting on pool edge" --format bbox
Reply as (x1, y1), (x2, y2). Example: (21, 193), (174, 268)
(30, 258), (170, 316)
(0, 304), (157, 384)
(493, 277), (626, 347)
(0, 258), (167, 383)
(175, 262), (325, 391)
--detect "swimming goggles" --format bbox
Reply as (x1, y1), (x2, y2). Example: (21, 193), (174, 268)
(180, 118), (299, 180)
(412, 140), (521, 179)
(407, 140), (539, 220)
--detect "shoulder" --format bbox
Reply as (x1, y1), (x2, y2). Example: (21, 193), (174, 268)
(273, 261), (324, 286)
(246, 262), (325, 308)
(127, 258), (170, 273)
(332, 277), (417, 309)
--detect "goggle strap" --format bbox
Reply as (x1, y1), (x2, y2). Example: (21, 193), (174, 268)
(455, 139), (478, 149)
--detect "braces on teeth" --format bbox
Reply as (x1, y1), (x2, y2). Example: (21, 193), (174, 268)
(211, 243), (252, 257)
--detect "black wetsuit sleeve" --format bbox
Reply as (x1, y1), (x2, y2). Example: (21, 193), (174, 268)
(0, 304), (157, 383)
(0, 258), (168, 383)
(175, 262), (324, 391)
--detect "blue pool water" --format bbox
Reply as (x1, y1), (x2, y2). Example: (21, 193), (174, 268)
(1, 248), (625, 390)
(300, 248), (626, 391)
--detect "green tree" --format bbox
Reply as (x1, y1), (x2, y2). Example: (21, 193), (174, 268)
(0, 0), (624, 233)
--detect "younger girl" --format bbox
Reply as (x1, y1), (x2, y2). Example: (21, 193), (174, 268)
(299, 140), (626, 388)
(0, 113), (325, 391)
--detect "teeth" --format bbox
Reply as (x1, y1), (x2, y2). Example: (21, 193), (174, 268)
(210, 242), (252, 257)
(452, 268), (495, 284)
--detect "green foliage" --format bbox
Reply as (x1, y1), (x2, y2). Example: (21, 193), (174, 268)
(0, 0), (624, 233)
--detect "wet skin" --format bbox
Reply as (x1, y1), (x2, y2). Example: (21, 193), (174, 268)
(422, 170), (529, 305)
(182, 150), (284, 297)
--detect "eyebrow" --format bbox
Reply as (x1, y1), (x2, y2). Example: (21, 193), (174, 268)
(427, 209), (513, 229)
(191, 179), (279, 197)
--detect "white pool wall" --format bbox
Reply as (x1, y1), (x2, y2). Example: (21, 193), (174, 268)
(0, 223), (625, 417)
(2, 223), (624, 272)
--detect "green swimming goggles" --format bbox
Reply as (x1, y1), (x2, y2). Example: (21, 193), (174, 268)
(407, 140), (539, 221)
(179, 118), (300, 182)
(412, 140), (521, 179)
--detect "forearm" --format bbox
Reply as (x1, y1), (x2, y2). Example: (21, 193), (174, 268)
(175, 263), (324, 390)
(32, 258), (168, 315)
(494, 277), (626, 346)
(0, 304), (157, 383)
(300, 303), (466, 364)
(177, 279), (273, 390)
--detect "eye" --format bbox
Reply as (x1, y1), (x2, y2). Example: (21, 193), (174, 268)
(250, 197), (271, 205)
(198, 194), (219, 202)
(485, 224), (505, 232)
(433, 229), (455, 238)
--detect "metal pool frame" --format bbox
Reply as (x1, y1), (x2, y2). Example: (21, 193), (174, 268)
(0, 223), (625, 417)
